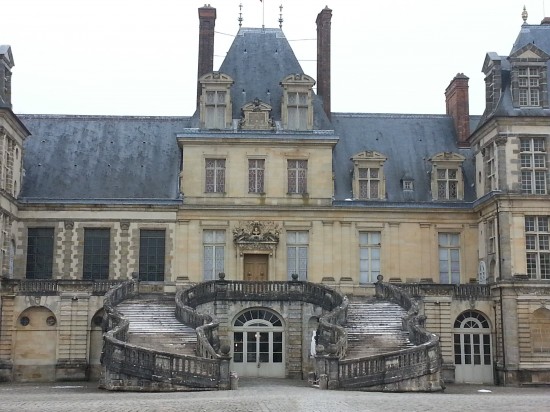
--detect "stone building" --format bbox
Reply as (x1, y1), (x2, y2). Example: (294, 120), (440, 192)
(0, 5), (549, 388)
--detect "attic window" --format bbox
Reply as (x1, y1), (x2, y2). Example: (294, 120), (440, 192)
(199, 72), (234, 130)
(519, 68), (540, 107)
(402, 180), (414, 191)
(429, 152), (466, 201)
(509, 43), (550, 109)
(351, 151), (387, 200)
(280, 74), (315, 131)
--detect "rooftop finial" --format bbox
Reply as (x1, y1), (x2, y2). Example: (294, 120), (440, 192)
(238, 2), (243, 28)
(522, 5), (528, 24)
(279, 4), (284, 29)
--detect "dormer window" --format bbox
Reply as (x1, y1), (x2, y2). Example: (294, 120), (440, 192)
(429, 152), (466, 200)
(402, 180), (414, 191)
(240, 98), (274, 130)
(351, 151), (387, 200)
(509, 43), (549, 109)
(199, 72), (234, 130)
(280, 74), (315, 131)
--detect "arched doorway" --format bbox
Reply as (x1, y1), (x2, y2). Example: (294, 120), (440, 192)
(14, 306), (57, 382)
(231, 308), (285, 378)
(453, 310), (493, 383)
(88, 309), (105, 380)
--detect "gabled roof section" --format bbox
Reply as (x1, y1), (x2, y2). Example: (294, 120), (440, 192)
(511, 23), (550, 55)
(217, 28), (332, 130)
(509, 42), (550, 60)
(0, 45), (14, 68)
(19, 115), (191, 203)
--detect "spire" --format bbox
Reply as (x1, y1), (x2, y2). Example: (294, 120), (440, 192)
(522, 5), (528, 24)
(238, 3), (243, 28)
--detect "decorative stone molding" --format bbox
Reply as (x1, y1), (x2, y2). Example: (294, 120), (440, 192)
(120, 221), (130, 231)
(64, 221), (74, 230)
(233, 221), (280, 254)
(239, 98), (275, 130)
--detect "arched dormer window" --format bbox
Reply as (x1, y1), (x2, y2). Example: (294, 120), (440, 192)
(199, 72), (234, 130)
(280, 74), (315, 131)
(429, 152), (466, 200)
(351, 151), (387, 200)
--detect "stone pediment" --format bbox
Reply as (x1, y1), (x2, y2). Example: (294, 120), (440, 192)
(429, 152), (465, 163)
(233, 221), (281, 248)
(280, 73), (316, 87)
(509, 43), (550, 61)
(199, 71), (234, 85)
(351, 150), (387, 162)
(482, 52), (501, 74)
(239, 98), (275, 130)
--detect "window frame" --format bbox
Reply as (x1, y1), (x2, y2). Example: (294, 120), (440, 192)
(203, 229), (226, 281)
(248, 158), (265, 194)
(26, 227), (54, 279)
(287, 159), (308, 195)
(205, 158), (226, 194)
(287, 230), (308, 280)
(139, 229), (166, 282)
(520, 137), (547, 195)
(525, 216), (550, 280)
(439, 232), (461, 284)
(359, 231), (381, 284)
(82, 228), (110, 281)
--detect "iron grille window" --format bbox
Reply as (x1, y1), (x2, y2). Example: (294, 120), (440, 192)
(203, 229), (225, 281)
(437, 168), (458, 200)
(139, 229), (165, 281)
(358, 167), (380, 199)
(287, 230), (308, 280)
(359, 232), (381, 283)
(83, 228), (110, 280)
(439, 232), (460, 284)
(525, 216), (550, 279)
(205, 158), (226, 193)
(487, 219), (496, 255)
(484, 144), (497, 191)
(26, 228), (54, 279)
(287, 159), (307, 194)
(520, 137), (547, 194)
(518, 67), (541, 107)
(248, 159), (265, 193)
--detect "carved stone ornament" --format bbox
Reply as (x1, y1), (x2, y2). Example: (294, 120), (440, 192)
(233, 221), (280, 245)
(120, 221), (130, 231)
(64, 221), (74, 230)
(239, 98), (275, 130)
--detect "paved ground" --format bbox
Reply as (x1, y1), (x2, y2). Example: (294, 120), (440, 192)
(1, 379), (549, 412)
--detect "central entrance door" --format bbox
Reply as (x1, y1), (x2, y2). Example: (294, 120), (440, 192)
(231, 308), (285, 378)
(243, 254), (268, 281)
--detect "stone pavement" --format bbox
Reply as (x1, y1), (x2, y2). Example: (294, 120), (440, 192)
(1, 378), (549, 412)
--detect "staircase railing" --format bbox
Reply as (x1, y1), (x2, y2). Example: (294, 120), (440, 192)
(329, 278), (441, 390)
(394, 283), (491, 300)
(176, 278), (348, 360)
(101, 278), (230, 391)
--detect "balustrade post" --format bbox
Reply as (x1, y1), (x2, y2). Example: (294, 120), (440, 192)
(218, 344), (232, 390)
(325, 345), (340, 390)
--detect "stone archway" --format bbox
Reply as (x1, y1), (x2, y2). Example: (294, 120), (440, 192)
(88, 309), (105, 380)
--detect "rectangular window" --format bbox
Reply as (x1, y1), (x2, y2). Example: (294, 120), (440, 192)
(520, 137), (547, 194)
(203, 229), (225, 281)
(358, 167), (380, 199)
(484, 144), (497, 191)
(439, 233), (460, 284)
(139, 229), (165, 281)
(287, 230), (308, 280)
(205, 158), (226, 193)
(518, 67), (541, 107)
(359, 232), (381, 283)
(525, 216), (550, 279)
(287, 92), (308, 130)
(287, 159), (307, 194)
(437, 168), (458, 200)
(26, 228), (54, 279)
(248, 159), (265, 193)
(205, 90), (226, 129)
(83, 228), (110, 280)
(487, 219), (496, 255)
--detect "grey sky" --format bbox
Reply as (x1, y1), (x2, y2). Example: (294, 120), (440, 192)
(2, 0), (547, 116)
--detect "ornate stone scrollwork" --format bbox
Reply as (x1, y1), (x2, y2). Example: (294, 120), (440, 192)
(233, 221), (281, 252)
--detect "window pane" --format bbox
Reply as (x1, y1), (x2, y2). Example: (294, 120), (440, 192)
(83, 228), (110, 280)
(26, 228), (54, 279)
(139, 230), (165, 281)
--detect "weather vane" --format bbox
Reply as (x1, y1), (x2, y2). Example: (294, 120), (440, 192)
(238, 3), (243, 28)
(279, 4), (284, 29)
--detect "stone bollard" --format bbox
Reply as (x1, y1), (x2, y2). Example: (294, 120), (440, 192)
(230, 372), (239, 390)
(319, 374), (328, 390)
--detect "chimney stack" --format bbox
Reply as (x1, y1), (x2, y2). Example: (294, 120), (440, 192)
(316, 7), (332, 119)
(197, 5), (217, 106)
(445, 73), (470, 147)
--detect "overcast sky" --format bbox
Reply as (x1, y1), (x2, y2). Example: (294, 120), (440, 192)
(2, 0), (548, 116)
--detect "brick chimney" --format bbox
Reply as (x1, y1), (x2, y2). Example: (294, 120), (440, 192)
(197, 5), (217, 106)
(316, 7), (332, 119)
(445, 73), (470, 147)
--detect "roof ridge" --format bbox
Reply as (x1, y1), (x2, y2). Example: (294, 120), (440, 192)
(331, 112), (452, 119)
(17, 114), (192, 120)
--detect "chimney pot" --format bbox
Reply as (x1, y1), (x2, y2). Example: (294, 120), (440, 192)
(541, 17), (550, 25)
(197, 6), (217, 107)
(445, 74), (470, 147)
(316, 7), (332, 120)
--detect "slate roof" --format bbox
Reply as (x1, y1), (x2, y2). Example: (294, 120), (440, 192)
(217, 27), (332, 130)
(332, 113), (479, 202)
(19, 115), (191, 203)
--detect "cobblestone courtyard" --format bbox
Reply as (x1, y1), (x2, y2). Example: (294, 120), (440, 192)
(1, 379), (549, 412)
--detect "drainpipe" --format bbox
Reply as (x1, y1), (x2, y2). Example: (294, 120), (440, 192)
(495, 200), (506, 384)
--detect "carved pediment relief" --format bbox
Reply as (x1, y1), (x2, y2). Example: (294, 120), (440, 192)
(351, 150), (387, 162)
(240, 98), (275, 130)
(233, 221), (281, 245)
(429, 152), (465, 163)
(280, 73), (316, 87)
(509, 43), (550, 61)
(199, 72), (234, 84)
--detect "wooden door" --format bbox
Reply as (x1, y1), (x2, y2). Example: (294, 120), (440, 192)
(243, 254), (268, 281)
